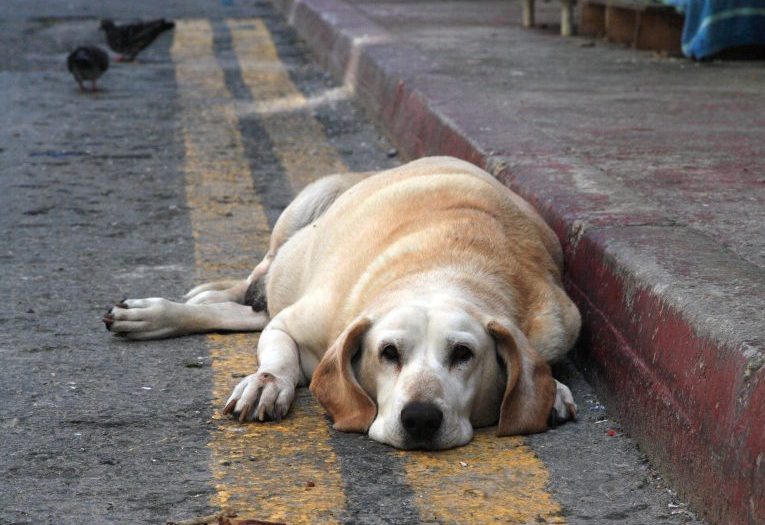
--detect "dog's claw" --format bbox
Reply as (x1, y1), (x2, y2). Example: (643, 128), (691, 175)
(238, 402), (253, 423)
(115, 302), (128, 309)
(225, 372), (295, 424)
(222, 398), (237, 416)
(103, 313), (114, 330)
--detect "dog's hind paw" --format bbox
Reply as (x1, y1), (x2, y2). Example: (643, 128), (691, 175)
(103, 297), (183, 340)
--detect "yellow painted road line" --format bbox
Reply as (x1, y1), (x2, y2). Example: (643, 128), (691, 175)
(172, 19), (270, 275)
(228, 17), (567, 524)
(173, 15), (565, 524)
(399, 430), (565, 524)
(171, 19), (345, 524)
(227, 18), (347, 192)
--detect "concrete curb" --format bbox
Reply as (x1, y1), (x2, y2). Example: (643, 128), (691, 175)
(271, 1), (765, 523)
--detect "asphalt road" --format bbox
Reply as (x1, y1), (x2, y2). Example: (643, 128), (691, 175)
(0, 1), (706, 524)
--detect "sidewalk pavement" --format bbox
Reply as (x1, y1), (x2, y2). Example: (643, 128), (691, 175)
(270, 1), (765, 523)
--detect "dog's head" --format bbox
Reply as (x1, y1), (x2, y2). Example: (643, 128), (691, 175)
(309, 302), (556, 449)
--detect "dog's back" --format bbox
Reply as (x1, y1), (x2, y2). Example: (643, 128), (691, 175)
(264, 157), (573, 359)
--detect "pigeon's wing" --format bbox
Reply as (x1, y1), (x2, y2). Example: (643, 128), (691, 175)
(88, 46), (109, 72)
(121, 21), (153, 40)
(124, 19), (174, 56)
(66, 47), (108, 84)
(106, 27), (132, 54)
(67, 47), (91, 76)
(106, 21), (152, 54)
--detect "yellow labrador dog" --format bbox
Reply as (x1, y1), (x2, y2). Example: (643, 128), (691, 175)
(105, 157), (580, 449)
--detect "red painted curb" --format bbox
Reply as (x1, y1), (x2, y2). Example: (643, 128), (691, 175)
(273, 1), (765, 523)
(565, 228), (765, 525)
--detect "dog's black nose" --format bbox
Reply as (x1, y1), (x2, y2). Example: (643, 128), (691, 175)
(401, 401), (443, 442)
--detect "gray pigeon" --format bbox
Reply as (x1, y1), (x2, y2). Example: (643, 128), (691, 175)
(67, 46), (109, 92)
(100, 18), (175, 62)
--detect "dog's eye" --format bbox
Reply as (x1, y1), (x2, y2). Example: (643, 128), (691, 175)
(380, 343), (400, 364)
(450, 344), (473, 366)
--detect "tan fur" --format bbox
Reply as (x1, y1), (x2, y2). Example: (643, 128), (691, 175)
(487, 320), (557, 435)
(266, 158), (568, 352)
(259, 157), (579, 441)
(309, 317), (376, 432)
(111, 157), (580, 448)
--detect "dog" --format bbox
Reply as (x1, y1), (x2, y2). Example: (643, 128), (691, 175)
(105, 157), (580, 449)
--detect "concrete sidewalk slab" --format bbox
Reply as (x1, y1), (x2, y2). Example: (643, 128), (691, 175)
(270, 0), (765, 523)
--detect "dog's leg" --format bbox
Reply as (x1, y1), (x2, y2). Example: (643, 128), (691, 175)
(186, 174), (367, 307)
(184, 279), (251, 305)
(222, 312), (303, 422)
(104, 299), (268, 340)
(184, 279), (243, 301)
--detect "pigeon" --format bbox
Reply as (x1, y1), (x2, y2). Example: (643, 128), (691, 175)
(100, 18), (175, 62)
(67, 46), (109, 92)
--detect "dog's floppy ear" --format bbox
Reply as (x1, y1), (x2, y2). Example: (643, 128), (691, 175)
(310, 316), (376, 433)
(487, 320), (556, 436)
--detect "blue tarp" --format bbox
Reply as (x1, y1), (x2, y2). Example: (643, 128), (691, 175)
(662, 0), (765, 58)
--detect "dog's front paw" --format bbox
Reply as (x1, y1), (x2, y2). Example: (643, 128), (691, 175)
(549, 380), (577, 428)
(222, 371), (295, 422)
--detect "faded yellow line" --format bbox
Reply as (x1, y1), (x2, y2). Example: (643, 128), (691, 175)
(227, 18), (347, 192)
(171, 19), (345, 524)
(399, 430), (565, 524)
(228, 17), (566, 524)
(174, 15), (565, 525)
(172, 19), (270, 274)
